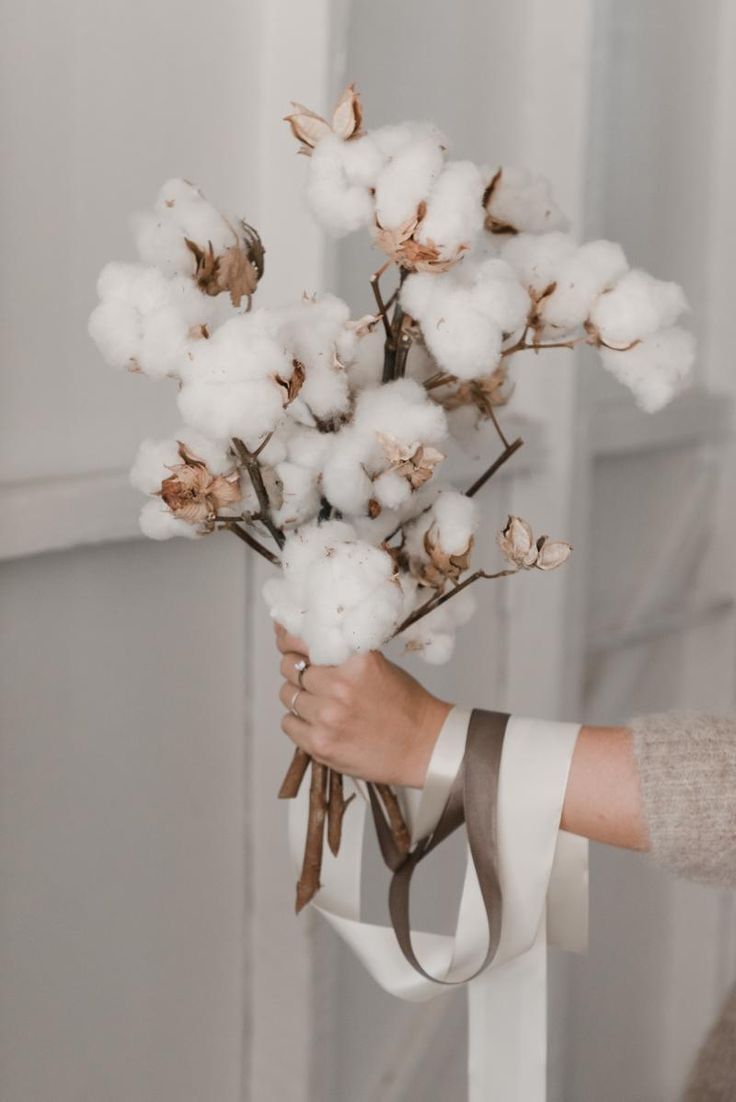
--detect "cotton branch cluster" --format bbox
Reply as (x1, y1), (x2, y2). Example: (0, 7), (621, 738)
(90, 84), (695, 910)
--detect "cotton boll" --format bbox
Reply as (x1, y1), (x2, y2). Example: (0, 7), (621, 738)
(181, 309), (291, 385)
(374, 131), (445, 229)
(306, 136), (375, 237)
(139, 499), (199, 541)
(133, 178), (239, 277)
(285, 425), (332, 472)
(178, 376), (285, 447)
(272, 462), (321, 528)
(88, 300), (141, 371)
(484, 166), (569, 234)
(264, 521), (403, 663)
(353, 378), (448, 450)
(540, 240), (628, 334)
(130, 438), (182, 494)
(590, 269), (689, 347)
(373, 469), (413, 510)
(321, 432), (375, 515)
(401, 269), (505, 380)
(342, 325), (384, 391)
(501, 232), (577, 295)
(338, 134), (386, 187)
(599, 325), (695, 412)
(469, 258), (531, 335)
(416, 161), (485, 259)
(432, 491), (478, 555)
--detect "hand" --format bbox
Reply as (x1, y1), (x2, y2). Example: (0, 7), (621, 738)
(275, 624), (452, 788)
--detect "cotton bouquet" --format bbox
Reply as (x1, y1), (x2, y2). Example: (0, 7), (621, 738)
(89, 85), (694, 910)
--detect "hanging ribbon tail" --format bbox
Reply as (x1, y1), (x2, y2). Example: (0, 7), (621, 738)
(287, 708), (588, 1100)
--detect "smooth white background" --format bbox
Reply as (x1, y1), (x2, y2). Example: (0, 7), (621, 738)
(1, 1), (735, 1099)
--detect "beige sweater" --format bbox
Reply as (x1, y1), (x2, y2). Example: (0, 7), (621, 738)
(631, 711), (736, 1100)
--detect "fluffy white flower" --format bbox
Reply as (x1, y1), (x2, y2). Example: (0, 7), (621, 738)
(263, 521), (403, 663)
(138, 499), (200, 541)
(321, 379), (447, 515)
(501, 232), (577, 295)
(590, 269), (689, 347)
(541, 240), (629, 334)
(432, 491), (478, 555)
(401, 258), (529, 379)
(374, 125), (445, 230)
(483, 166), (568, 234)
(305, 135), (375, 237)
(415, 161), (485, 261)
(132, 178), (243, 278)
(130, 429), (233, 494)
(275, 294), (352, 420)
(88, 262), (216, 378)
(599, 326), (695, 412)
(177, 309), (292, 446)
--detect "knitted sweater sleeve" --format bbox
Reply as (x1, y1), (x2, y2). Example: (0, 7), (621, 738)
(630, 711), (736, 888)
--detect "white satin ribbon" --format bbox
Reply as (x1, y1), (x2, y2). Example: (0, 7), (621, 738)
(287, 708), (588, 1099)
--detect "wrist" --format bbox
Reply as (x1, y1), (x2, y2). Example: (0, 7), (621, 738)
(407, 695), (453, 789)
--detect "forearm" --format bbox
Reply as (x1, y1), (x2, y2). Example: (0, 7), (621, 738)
(561, 724), (649, 852)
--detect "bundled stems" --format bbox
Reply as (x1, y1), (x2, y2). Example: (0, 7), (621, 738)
(375, 784), (411, 855)
(295, 761), (329, 913)
(327, 770), (355, 857)
(278, 746), (310, 798)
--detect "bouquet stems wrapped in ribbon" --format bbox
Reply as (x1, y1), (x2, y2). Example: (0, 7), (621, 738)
(89, 84), (693, 914)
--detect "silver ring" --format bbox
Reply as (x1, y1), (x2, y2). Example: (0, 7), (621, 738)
(294, 657), (309, 688)
(289, 688), (302, 718)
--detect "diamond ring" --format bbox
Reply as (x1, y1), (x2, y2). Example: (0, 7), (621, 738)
(294, 657), (310, 689)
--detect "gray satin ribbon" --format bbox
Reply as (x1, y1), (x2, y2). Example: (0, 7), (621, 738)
(368, 709), (508, 985)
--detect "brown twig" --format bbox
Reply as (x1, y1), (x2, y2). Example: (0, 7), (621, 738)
(371, 261), (393, 342)
(232, 437), (285, 549)
(465, 437), (524, 498)
(375, 784), (411, 855)
(295, 761), (329, 913)
(279, 746), (310, 799)
(219, 520), (281, 566)
(327, 770), (356, 856)
(500, 335), (582, 358)
(394, 568), (517, 636)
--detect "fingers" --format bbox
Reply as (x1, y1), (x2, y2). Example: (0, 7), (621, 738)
(274, 622), (310, 657)
(281, 711), (312, 752)
(278, 681), (320, 724)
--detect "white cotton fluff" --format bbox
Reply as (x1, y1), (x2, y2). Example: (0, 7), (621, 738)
(177, 309), (292, 447)
(306, 135), (375, 237)
(340, 324), (384, 391)
(132, 178), (240, 279)
(415, 161), (485, 260)
(501, 232), (578, 295)
(373, 126), (445, 229)
(401, 259), (529, 379)
(321, 378), (448, 515)
(599, 326), (695, 413)
(589, 269), (689, 347)
(89, 261), (216, 378)
(484, 166), (569, 234)
(263, 520), (403, 663)
(138, 498), (200, 541)
(275, 294), (352, 419)
(432, 491), (478, 555)
(272, 462), (321, 528)
(540, 240), (629, 334)
(337, 135), (386, 188)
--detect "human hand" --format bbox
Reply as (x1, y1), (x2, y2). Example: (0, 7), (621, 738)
(275, 624), (452, 788)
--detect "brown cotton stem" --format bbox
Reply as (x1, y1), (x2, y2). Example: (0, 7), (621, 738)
(278, 746), (311, 799)
(501, 336), (582, 358)
(327, 770), (356, 857)
(382, 269), (409, 383)
(295, 760), (329, 914)
(465, 437), (524, 498)
(232, 437), (285, 550)
(371, 261), (393, 342)
(375, 784), (411, 856)
(220, 520), (281, 566)
(424, 371), (455, 392)
(393, 568), (517, 636)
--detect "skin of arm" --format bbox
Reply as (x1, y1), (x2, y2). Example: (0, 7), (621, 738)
(275, 625), (650, 854)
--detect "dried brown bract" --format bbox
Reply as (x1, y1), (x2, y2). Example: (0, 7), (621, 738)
(497, 515), (571, 571)
(285, 83), (364, 154)
(374, 203), (468, 273)
(185, 219), (264, 308)
(438, 365), (511, 417)
(160, 444), (241, 532)
(377, 433), (445, 491)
